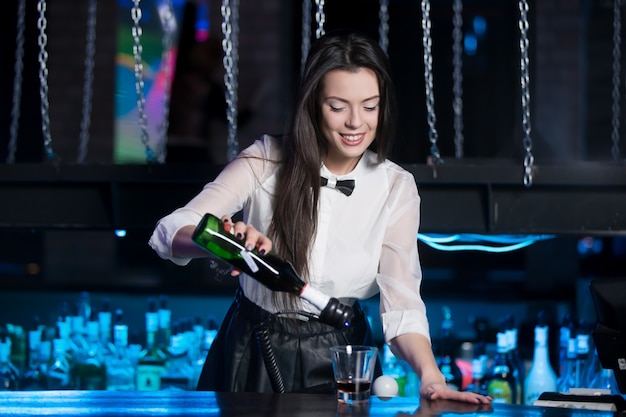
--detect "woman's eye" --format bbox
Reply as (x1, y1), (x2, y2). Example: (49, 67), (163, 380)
(364, 105), (378, 111)
(329, 104), (344, 112)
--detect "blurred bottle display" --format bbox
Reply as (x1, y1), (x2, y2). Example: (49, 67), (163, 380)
(20, 291), (620, 396)
(0, 291), (232, 392)
(523, 311), (557, 405)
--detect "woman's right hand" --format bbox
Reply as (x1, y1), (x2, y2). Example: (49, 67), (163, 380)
(221, 215), (273, 276)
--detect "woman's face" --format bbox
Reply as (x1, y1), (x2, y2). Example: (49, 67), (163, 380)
(319, 68), (380, 175)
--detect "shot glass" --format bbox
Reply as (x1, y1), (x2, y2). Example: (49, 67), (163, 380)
(330, 345), (378, 404)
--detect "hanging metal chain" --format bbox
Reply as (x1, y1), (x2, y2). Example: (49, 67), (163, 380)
(222, 0), (240, 161)
(301, 0), (312, 73)
(519, 0), (534, 187)
(7, 0), (26, 164)
(131, 0), (158, 163)
(421, 0), (443, 165)
(611, 0), (622, 163)
(315, 0), (325, 39)
(378, 0), (390, 55)
(452, 0), (464, 159)
(37, 0), (57, 162)
(77, 0), (98, 164)
(157, 0), (177, 163)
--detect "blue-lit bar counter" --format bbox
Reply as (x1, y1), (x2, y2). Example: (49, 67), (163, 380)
(0, 391), (622, 417)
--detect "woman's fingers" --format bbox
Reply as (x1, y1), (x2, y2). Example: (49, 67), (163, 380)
(220, 216), (273, 255)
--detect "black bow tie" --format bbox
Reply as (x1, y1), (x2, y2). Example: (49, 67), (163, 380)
(321, 176), (355, 196)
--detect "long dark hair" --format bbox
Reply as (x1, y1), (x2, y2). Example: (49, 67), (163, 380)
(268, 30), (397, 299)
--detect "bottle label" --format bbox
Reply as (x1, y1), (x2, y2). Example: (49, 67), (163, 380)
(136, 364), (164, 391)
(488, 380), (513, 404)
(240, 249), (260, 273)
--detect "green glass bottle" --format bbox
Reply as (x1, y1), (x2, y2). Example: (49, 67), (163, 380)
(136, 298), (167, 391)
(483, 332), (517, 404)
(192, 213), (353, 328)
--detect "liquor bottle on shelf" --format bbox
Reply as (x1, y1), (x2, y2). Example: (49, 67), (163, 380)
(106, 309), (136, 391)
(558, 313), (572, 377)
(46, 326), (71, 390)
(483, 331), (517, 404)
(0, 327), (20, 391)
(5, 323), (26, 376)
(128, 331), (143, 370)
(20, 317), (46, 391)
(583, 342), (600, 387)
(557, 336), (577, 393)
(161, 323), (194, 390)
(464, 357), (486, 395)
(192, 316), (219, 388)
(505, 315), (525, 404)
(98, 298), (115, 363)
(524, 311), (557, 405)
(436, 306), (463, 391)
(157, 295), (172, 355)
(192, 213), (353, 328)
(589, 368), (619, 394)
(37, 332), (52, 388)
(574, 324), (591, 388)
(189, 315), (205, 365)
(77, 291), (92, 326)
(68, 301), (89, 365)
(471, 317), (490, 373)
(74, 310), (107, 390)
(136, 298), (167, 391)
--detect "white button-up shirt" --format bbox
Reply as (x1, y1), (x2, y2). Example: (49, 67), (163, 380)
(149, 135), (430, 343)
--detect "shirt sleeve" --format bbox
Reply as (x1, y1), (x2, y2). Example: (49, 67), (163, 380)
(377, 170), (431, 344)
(148, 136), (275, 265)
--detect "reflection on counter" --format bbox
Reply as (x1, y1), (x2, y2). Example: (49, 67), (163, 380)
(1, 390), (624, 417)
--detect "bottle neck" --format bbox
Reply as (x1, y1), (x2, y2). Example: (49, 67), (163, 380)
(299, 284), (331, 311)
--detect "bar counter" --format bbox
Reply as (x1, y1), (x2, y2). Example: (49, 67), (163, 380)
(0, 390), (621, 417)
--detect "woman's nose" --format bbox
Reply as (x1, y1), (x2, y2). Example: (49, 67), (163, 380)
(346, 109), (362, 128)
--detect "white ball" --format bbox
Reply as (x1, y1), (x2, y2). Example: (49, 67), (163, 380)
(372, 375), (399, 398)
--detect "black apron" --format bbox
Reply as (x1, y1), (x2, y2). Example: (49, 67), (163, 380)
(196, 288), (382, 393)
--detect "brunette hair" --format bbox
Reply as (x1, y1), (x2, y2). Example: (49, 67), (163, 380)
(269, 29), (397, 293)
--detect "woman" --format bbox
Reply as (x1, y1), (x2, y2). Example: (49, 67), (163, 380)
(149, 29), (491, 404)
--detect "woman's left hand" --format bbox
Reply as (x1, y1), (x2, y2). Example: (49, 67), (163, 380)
(420, 382), (492, 404)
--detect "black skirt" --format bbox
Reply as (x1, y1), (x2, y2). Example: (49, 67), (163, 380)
(196, 288), (381, 393)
